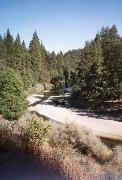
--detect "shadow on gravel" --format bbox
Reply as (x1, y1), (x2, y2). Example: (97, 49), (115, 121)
(0, 152), (64, 180)
(32, 94), (122, 122)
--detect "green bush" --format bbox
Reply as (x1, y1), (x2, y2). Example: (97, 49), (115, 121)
(28, 114), (52, 145)
(0, 68), (27, 120)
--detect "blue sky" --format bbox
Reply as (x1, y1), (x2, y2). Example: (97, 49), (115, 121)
(0, 0), (122, 53)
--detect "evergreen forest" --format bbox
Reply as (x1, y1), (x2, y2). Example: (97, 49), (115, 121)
(0, 25), (122, 119)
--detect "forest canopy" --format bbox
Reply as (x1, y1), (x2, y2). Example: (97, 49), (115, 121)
(0, 25), (121, 118)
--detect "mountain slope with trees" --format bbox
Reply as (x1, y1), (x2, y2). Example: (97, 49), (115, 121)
(0, 25), (121, 119)
(71, 25), (122, 111)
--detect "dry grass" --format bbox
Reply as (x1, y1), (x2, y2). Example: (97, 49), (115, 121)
(112, 145), (122, 167)
(50, 123), (112, 162)
(0, 113), (122, 179)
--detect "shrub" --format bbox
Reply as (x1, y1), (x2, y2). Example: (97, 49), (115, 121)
(0, 114), (121, 179)
(112, 145), (122, 166)
(28, 114), (52, 145)
(50, 123), (112, 162)
(67, 125), (112, 161)
(50, 124), (69, 149)
(0, 68), (27, 120)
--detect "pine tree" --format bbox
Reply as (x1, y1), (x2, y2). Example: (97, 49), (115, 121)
(48, 51), (58, 78)
(100, 25), (121, 99)
(56, 51), (64, 76)
(38, 42), (51, 83)
(74, 35), (104, 108)
(0, 35), (7, 60)
(0, 68), (27, 120)
(29, 31), (42, 83)
(0, 35), (7, 69)
(14, 33), (23, 71)
(22, 40), (31, 71)
(21, 40), (34, 88)
(4, 29), (15, 68)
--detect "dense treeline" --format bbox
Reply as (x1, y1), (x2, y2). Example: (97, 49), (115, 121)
(0, 25), (122, 119)
(0, 29), (78, 89)
(72, 25), (122, 109)
(0, 29), (79, 119)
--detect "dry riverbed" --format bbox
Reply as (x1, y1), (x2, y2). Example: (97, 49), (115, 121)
(27, 94), (122, 141)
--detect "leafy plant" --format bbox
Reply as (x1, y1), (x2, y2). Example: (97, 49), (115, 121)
(0, 68), (27, 120)
(28, 114), (52, 145)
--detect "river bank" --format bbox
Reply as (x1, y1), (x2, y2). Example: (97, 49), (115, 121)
(27, 94), (122, 142)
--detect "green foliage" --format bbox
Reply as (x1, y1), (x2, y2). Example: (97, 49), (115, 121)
(64, 49), (81, 72)
(4, 29), (15, 68)
(100, 25), (122, 100)
(72, 25), (122, 109)
(0, 35), (7, 60)
(0, 26), (121, 113)
(0, 68), (27, 120)
(14, 34), (27, 72)
(22, 70), (33, 90)
(0, 29), (82, 91)
(29, 31), (43, 82)
(28, 114), (52, 144)
(51, 76), (65, 89)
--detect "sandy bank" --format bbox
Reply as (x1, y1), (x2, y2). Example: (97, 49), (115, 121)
(28, 95), (122, 141)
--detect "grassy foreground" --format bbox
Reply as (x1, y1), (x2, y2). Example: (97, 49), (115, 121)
(0, 113), (122, 180)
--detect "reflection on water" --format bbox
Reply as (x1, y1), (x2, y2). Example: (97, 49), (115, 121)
(0, 152), (64, 180)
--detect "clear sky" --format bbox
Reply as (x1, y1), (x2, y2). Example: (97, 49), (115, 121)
(0, 0), (122, 53)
